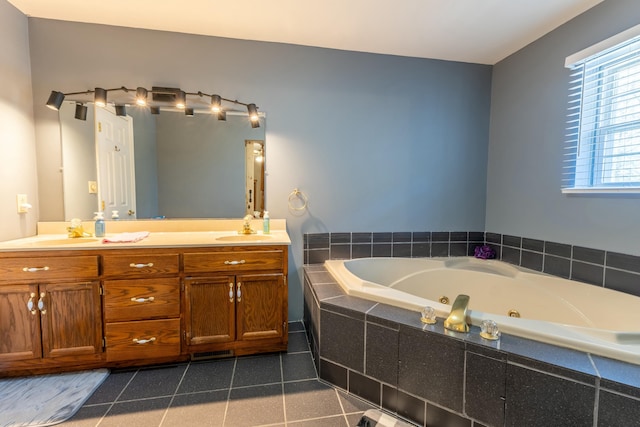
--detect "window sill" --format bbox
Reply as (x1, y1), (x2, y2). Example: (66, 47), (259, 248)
(562, 187), (640, 194)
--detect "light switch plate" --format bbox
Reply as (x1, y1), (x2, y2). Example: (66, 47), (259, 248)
(17, 194), (28, 213)
(88, 181), (98, 194)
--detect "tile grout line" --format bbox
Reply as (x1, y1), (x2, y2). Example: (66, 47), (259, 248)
(333, 386), (351, 427)
(222, 357), (238, 426)
(280, 352), (287, 426)
(94, 369), (139, 427)
(157, 362), (191, 426)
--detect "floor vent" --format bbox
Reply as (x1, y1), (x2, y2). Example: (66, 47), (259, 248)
(190, 350), (234, 361)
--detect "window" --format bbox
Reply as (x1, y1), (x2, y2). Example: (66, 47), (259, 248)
(564, 27), (640, 193)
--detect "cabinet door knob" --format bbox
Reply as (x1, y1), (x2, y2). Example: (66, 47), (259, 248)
(229, 283), (234, 302)
(37, 292), (46, 315)
(130, 296), (155, 303)
(237, 282), (242, 302)
(129, 263), (154, 268)
(27, 292), (37, 315)
(224, 260), (246, 265)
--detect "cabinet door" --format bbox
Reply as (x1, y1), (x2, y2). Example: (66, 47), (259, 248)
(185, 277), (235, 346)
(0, 284), (41, 362)
(236, 274), (285, 341)
(39, 281), (102, 359)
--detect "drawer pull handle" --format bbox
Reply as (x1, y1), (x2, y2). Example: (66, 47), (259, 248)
(37, 292), (46, 315)
(237, 282), (242, 302)
(27, 292), (37, 315)
(129, 263), (154, 268)
(229, 283), (234, 302)
(130, 296), (155, 303)
(132, 337), (156, 345)
(224, 260), (246, 265)
(22, 266), (50, 272)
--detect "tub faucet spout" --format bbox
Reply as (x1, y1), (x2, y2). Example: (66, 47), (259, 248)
(444, 294), (470, 333)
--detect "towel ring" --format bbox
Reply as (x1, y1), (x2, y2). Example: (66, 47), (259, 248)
(288, 188), (308, 211)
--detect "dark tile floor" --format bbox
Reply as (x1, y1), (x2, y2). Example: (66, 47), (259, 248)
(61, 322), (376, 426)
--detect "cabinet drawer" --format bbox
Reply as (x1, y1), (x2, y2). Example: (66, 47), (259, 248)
(105, 318), (180, 362)
(103, 278), (180, 322)
(0, 256), (98, 282)
(102, 254), (179, 278)
(184, 250), (284, 274)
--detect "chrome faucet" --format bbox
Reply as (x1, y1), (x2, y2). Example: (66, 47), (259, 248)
(444, 294), (470, 333)
(240, 214), (255, 234)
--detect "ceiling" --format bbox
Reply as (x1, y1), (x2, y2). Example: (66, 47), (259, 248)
(8, 0), (603, 65)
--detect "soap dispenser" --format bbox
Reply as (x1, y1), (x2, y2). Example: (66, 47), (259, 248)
(94, 212), (106, 237)
(263, 211), (270, 234)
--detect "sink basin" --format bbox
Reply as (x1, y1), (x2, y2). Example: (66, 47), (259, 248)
(30, 238), (101, 246)
(215, 234), (273, 242)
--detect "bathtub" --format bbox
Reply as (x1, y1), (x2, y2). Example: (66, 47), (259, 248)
(324, 257), (640, 365)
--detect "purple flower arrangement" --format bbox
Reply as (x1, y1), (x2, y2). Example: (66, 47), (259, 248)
(474, 245), (496, 260)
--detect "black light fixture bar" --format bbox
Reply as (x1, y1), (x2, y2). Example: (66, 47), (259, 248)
(45, 86), (260, 126)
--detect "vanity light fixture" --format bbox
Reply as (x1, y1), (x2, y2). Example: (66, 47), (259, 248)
(74, 103), (88, 121)
(211, 94), (222, 112)
(247, 103), (260, 128)
(46, 90), (65, 110)
(135, 87), (148, 106)
(94, 87), (107, 107)
(175, 90), (186, 109)
(45, 86), (260, 127)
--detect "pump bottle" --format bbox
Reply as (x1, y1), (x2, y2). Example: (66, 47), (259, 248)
(94, 212), (106, 237)
(263, 211), (270, 234)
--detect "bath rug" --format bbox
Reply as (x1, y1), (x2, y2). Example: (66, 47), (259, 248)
(356, 409), (416, 427)
(0, 369), (109, 427)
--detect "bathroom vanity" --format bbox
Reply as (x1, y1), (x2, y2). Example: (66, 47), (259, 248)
(0, 219), (290, 377)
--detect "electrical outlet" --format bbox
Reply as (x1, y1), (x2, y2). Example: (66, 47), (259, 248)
(17, 194), (28, 213)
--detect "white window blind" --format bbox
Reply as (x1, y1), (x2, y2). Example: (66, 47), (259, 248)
(563, 28), (640, 193)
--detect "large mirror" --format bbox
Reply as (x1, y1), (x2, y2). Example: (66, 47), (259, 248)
(59, 101), (266, 221)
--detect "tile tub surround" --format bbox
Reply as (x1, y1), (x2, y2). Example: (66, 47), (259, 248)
(303, 231), (640, 299)
(303, 266), (640, 427)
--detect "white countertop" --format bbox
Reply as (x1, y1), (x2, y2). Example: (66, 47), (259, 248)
(0, 219), (291, 251)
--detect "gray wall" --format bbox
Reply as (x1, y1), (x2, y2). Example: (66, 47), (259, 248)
(155, 112), (260, 218)
(129, 108), (159, 219)
(60, 101), (97, 220)
(27, 19), (492, 320)
(0, 0), (38, 241)
(487, 0), (640, 255)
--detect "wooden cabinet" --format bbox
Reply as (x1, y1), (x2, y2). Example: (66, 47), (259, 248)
(184, 276), (235, 345)
(0, 242), (288, 375)
(0, 284), (41, 362)
(0, 256), (102, 370)
(183, 247), (288, 356)
(102, 253), (181, 362)
(236, 274), (286, 342)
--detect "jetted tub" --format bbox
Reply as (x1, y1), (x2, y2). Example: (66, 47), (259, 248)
(324, 257), (640, 365)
